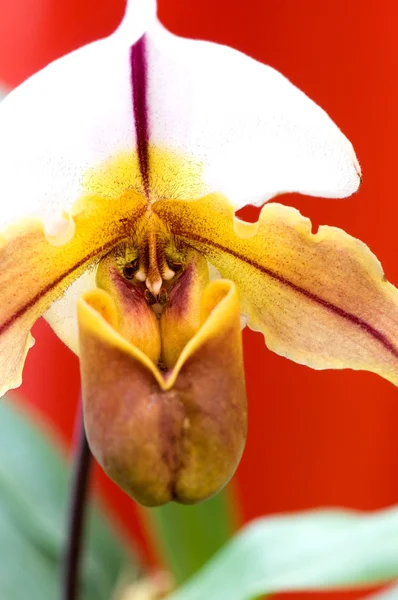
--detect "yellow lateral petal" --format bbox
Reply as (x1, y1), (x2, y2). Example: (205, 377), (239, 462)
(77, 279), (247, 506)
(0, 191), (147, 395)
(155, 194), (398, 385)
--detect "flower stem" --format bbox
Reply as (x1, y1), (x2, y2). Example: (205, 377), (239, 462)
(62, 405), (92, 600)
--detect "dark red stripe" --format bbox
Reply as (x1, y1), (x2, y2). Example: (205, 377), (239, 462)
(130, 35), (150, 197)
(0, 237), (121, 336)
(183, 232), (398, 360)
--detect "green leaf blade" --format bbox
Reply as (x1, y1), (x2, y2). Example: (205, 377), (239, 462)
(0, 396), (139, 600)
(168, 508), (398, 600)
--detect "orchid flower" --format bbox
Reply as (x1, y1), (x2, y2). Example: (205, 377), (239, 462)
(0, 0), (395, 507)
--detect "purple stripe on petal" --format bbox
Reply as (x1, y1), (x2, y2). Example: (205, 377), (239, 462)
(130, 35), (150, 197)
(185, 233), (398, 362)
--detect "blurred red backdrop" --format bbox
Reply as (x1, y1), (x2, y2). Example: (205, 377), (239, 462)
(0, 0), (397, 598)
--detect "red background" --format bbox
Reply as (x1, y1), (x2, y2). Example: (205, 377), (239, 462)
(0, 1), (397, 598)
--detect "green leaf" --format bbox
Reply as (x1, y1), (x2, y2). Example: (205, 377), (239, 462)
(0, 395), (139, 600)
(168, 507), (398, 600)
(145, 485), (237, 584)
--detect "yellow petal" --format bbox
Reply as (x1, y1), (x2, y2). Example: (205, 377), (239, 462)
(77, 279), (247, 506)
(0, 191), (147, 395)
(155, 194), (398, 385)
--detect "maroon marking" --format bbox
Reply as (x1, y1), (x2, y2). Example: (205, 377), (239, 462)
(0, 239), (122, 337)
(130, 35), (150, 197)
(0, 201), (149, 337)
(182, 232), (398, 360)
(167, 263), (193, 317)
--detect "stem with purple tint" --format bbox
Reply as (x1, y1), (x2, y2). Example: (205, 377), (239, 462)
(61, 403), (92, 600)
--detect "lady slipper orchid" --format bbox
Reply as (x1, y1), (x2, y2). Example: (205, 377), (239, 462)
(0, 0), (395, 507)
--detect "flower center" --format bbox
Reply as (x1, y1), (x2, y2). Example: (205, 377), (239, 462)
(96, 214), (210, 369)
(120, 209), (186, 300)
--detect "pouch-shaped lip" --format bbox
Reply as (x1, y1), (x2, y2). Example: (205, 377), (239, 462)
(78, 279), (248, 506)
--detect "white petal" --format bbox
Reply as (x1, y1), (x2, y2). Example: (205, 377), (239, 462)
(117, 0), (156, 44)
(0, 0), (359, 233)
(144, 22), (360, 208)
(0, 0), (156, 231)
